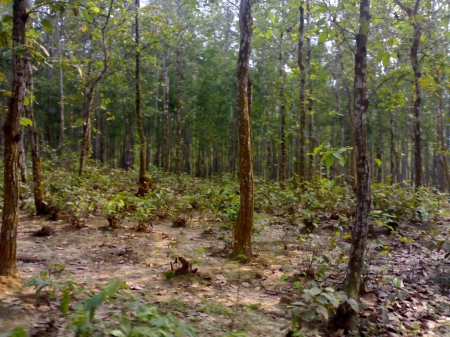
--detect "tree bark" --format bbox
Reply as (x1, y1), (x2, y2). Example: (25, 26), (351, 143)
(330, 0), (371, 330)
(175, 0), (184, 175)
(162, 45), (170, 172)
(279, 28), (286, 185)
(232, 0), (253, 259)
(18, 131), (27, 184)
(298, 0), (307, 181)
(79, 0), (114, 176)
(395, 0), (423, 188)
(0, 0), (27, 281)
(56, 18), (64, 147)
(336, 42), (356, 187)
(25, 51), (50, 215)
(135, 0), (151, 196)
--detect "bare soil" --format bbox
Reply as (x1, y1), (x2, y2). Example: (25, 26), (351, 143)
(1, 212), (450, 336)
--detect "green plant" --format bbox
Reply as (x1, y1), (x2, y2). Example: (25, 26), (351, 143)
(289, 284), (358, 329)
(22, 274), (196, 337)
(103, 194), (128, 228)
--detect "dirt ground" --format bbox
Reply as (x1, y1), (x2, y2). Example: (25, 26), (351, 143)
(1, 212), (450, 336)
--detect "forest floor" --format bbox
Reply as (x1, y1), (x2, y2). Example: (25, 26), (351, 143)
(2, 210), (450, 336)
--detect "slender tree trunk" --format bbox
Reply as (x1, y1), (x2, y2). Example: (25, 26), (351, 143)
(135, 0), (150, 196)
(25, 53), (50, 215)
(56, 18), (64, 147)
(375, 108), (382, 182)
(389, 110), (400, 183)
(18, 132), (27, 183)
(261, 44), (271, 180)
(298, 0), (307, 181)
(279, 26), (286, 184)
(336, 42), (356, 187)
(437, 85), (450, 190)
(232, 0), (253, 259)
(331, 0), (371, 330)
(162, 45), (170, 172)
(0, 0), (28, 281)
(395, 0), (423, 187)
(79, 1), (114, 175)
(175, 0), (184, 174)
(306, 0), (316, 180)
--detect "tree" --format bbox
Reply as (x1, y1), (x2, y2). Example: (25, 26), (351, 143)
(298, 0), (307, 180)
(135, 0), (151, 196)
(25, 42), (51, 215)
(79, 0), (115, 176)
(232, 0), (254, 259)
(0, 0), (27, 283)
(330, 0), (371, 330)
(394, 0), (423, 188)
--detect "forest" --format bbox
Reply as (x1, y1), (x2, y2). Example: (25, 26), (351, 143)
(1, 0), (450, 336)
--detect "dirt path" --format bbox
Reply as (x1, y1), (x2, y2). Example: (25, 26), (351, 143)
(2, 213), (450, 336)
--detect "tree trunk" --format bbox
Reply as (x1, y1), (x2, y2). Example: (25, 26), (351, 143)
(162, 46), (170, 172)
(336, 42), (356, 187)
(375, 108), (382, 182)
(232, 0), (253, 259)
(25, 53), (50, 215)
(79, 0), (114, 176)
(395, 0), (423, 187)
(306, 0), (316, 180)
(298, 0), (307, 181)
(279, 27), (286, 185)
(330, 0), (371, 330)
(56, 18), (64, 147)
(175, 0), (184, 174)
(0, 0), (28, 281)
(18, 131), (27, 184)
(135, 0), (151, 196)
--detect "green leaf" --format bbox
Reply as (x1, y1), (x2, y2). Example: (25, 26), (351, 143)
(279, 274), (288, 282)
(163, 271), (174, 280)
(19, 117), (33, 126)
(392, 277), (404, 288)
(42, 19), (52, 34)
(309, 287), (322, 296)
(313, 145), (323, 156)
(318, 28), (328, 43)
(109, 331), (126, 337)
(315, 294), (327, 304)
(316, 305), (329, 320)
(382, 53), (390, 67)
(346, 298), (359, 312)
(269, 12), (276, 24)
(85, 292), (104, 320)
(375, 158), (382, 167)
(325, 155), (335, 168)
(0, 327), (26, 337)
(60, 289), (70, 314)
(303, 309), (316, 321)
(80, 8), (93, 23)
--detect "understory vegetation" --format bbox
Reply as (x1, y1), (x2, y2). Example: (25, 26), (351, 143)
(1, 156), (450, 336)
